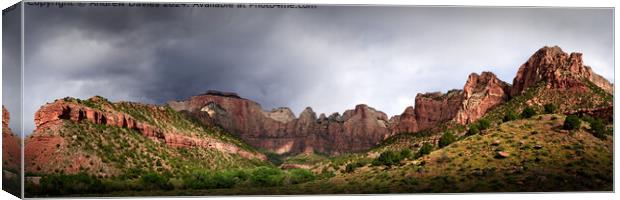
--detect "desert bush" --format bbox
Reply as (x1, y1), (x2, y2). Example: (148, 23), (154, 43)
(399, 149), (413, 159)
(544, 103), (558, 114)
(183, 169), (247, 189)
(588, 118), (607, 139)
(288, 168), (316, 184)
(250, 166), (285, 187)
(140, 172), (173, 190)
(467, 124), (480, 136)
(563, 115), (581, 130)
(521, 106), (536, 118)
(438, 131), (456, 148)
(265, 152), (284, 166)
(415, 143), (433, 158)
(372, 150), (404, 167)
(477, 119), (491, 130)
(345, 160), (368, 173)
(37, 172), (104, 195)
(503, 111), (518, 122)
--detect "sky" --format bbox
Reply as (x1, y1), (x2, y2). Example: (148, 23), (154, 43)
(9, 4), (615, 134)
(2, 3), (21, 136)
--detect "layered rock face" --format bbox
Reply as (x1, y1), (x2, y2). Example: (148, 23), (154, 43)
(173, 69), (514, 154)
(2, 105), (20, 170)
(169, 91), (390, 155)
(413, 90), (464, 129)
(390, 71), (510, 134)
(28, 99), (266, 161)
(511, 46), (613, 96)
(454, 72), (510, 124)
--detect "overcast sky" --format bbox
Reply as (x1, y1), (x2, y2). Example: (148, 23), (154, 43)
(14, 4), (614, 134)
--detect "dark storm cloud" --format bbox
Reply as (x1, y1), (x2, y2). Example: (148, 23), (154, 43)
(21, 5), (613, 134)
(2, 3), (22, 135)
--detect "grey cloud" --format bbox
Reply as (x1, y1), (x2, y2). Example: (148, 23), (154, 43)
(21, 5), (613, 134)
(2, 4), (22, 135)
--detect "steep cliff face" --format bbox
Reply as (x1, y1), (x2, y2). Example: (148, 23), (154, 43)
(454, 72), (510, 124)
(169, 92), (391, 155)
(29, 98), (265, 161)
(511, 46), (613, 96)
(2, 106), (20, 171)
(413, 90), (464, 130)
(390, 71), (509, 133)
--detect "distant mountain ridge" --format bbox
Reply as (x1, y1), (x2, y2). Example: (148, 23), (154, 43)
(23, 46), (614, 176)
(168, 46), (613, 155)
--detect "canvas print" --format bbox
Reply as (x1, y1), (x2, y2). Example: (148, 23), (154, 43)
(1, 1), (615, 197)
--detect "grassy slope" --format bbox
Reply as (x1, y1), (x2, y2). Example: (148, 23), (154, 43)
(136, 113), (611, 195)
(29, 97), (270, 177)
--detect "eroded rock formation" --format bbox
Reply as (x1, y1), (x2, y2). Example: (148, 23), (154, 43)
(29, 99), (266, 161)
(169, 92), (391, 155)
(511, 46), (613, 96)
(2, 106), (20, 171)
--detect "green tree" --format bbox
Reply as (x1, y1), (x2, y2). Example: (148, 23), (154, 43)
(372, 150), (403, 166)
(288, 168), (316, 184)
(415, 143), (433, 158)
(563, 115), (581, 130)
(399, 149), (413, 159)
(250, 166), (285, 187)
(140, 172), (173, 190)
(589, 118), (607, 139)
(477, 119), (491, 130)
(438, 131), (456, 148)
(544, 103), (558, 114)
(467, 124), (480, 136)
(521, 106), (536, 118)
(503, 111), (518, 122)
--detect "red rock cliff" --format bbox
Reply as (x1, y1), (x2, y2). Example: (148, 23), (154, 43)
(168, 91), (390, 155)
(29, 99), (266, 161)
(511, 46), (613, 96)
(455, 72), (510, 124)
(2, 105), (20, 171)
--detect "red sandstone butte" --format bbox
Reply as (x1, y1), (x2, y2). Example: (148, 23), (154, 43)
(511, 46), (613, 96)
(168, 91), (390, 155)
(2, 105), (20, 171)
(28, 99), (266, 161)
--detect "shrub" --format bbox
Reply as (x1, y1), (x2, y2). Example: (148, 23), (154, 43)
(38, 172), (104, 195)
(345, 161), (366, 173)
(288, 168), (316, 184)
(544, 104), (558, 114)
(399, 149), (413, 159)
(183, 169), (249, 189)
(265, 152), (284, 166)
(183, 171), (215, 189)
(588, 118), (607, 139)
(415, 143), (433, 158)
(521, 107), (536, 119)
(140, 172), (173, 190)
(438, 131), (456, 148)
(372, 150), (404, 167)
(503, 111), (518, 122)
(467, 124), (480, 136)
(563, 115), (581, 130)
(477, 119), (491, 130)
(250, 166), (285, 187)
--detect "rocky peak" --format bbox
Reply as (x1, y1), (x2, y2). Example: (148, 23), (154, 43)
(328, 112), (343, 122)
(298, 107), (317, 122)
(263, 107), (295, 123)
(2, 105), (9, 128)
(455, 71), (509, 124)
(511, 46), (613, 96)
(413, 90), (464, 130)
